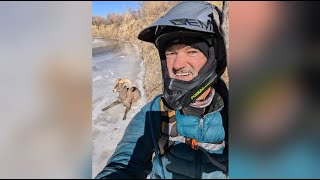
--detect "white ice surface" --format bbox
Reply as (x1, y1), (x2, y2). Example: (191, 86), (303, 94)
(92, 38), (147, 178)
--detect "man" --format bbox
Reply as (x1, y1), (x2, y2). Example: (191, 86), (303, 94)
(95, 1), (228, 179)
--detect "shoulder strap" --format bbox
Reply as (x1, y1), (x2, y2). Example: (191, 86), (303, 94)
(158, 98), (176, 155)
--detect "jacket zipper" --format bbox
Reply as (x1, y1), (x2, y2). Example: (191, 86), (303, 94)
(199, 117), (203, 129)
(199, 116), (204, 141)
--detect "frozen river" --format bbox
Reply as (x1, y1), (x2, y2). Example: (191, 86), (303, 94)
(92, 38), (147, 178)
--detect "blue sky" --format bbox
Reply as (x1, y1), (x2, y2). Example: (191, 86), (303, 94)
(92, 1), (140, 17)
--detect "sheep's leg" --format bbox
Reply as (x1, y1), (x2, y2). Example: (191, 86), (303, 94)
(102, 100), (121, 111)
(123, 106), (131, 120)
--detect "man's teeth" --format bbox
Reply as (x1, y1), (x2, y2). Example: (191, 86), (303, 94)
(176, 72), (191, 76)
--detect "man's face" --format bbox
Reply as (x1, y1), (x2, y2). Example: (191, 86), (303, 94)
(165, 44), (207, 81)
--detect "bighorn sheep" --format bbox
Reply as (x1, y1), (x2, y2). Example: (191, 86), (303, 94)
(101, 78), (141, 120)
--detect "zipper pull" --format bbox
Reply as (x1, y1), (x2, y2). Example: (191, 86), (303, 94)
(199, 117), (203, 128)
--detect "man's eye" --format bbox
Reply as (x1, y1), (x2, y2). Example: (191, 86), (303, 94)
(165, 52), (176, 57)
(187, 50), (199, 56)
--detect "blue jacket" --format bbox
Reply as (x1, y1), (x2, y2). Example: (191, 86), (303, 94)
(95, 95), (227, 179)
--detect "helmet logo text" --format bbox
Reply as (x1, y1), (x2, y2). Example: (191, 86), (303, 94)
(170, 18), (213, 31)
(191, 81), (212, 100)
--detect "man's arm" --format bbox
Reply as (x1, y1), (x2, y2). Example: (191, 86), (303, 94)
(95, 105), (157, 179)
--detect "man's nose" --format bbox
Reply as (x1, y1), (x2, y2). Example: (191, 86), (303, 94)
(173, 52), (188, 70)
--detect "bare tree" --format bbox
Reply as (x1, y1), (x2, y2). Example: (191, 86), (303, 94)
(92, 16), (107, 29)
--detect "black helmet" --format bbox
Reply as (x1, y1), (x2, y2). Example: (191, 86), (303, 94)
(138, 1), (227, 110)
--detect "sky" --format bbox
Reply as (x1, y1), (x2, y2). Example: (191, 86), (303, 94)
(92, 1), (140, 17)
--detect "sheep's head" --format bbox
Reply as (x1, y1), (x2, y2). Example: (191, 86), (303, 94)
(113, 78), (132, 92)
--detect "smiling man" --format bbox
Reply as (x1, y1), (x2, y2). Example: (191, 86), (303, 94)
(95, 1), (228, 179)
(166, 44), (207, 81)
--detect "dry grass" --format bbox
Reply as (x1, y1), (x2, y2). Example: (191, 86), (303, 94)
(92, 1), (228, 101)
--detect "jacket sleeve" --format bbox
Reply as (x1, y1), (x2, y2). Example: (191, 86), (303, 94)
(95, 103), (159, 179)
